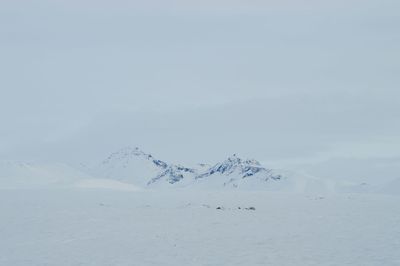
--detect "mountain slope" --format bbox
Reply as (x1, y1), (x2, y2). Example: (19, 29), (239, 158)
(0, 160), (141, 191)
(91, 148), (287, 189)
(91, 147), (199, 187)
(194, 154), (282, 189)
(0, 161), (90, 189)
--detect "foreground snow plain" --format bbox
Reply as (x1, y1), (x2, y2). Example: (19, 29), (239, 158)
(1, 187), (400, 266)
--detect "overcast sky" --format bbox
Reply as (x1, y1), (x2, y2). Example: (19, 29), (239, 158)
(1, 0), (399, 182)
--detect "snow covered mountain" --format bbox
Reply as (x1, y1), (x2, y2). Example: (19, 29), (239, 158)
(1, 147), (395, 193)
(91, 147), (199, 187)
(194, 154), (283, 189)
(0, 161), (88, 189)
(0, 160), (140, 191)
(90, 147), (286, 189)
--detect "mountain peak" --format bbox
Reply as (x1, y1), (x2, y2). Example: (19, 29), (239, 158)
(95, 147), (283, 188)
(227, 153), (240, 161)
(119, 146), (148, 155)
(196, 154), (279, 183)
(102, 146), (153, 164)
(222, 154), (261, 167)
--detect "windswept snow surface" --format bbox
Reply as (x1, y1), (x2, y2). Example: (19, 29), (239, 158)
(1, 189), (399, 266)
(1, 149), (399, 265)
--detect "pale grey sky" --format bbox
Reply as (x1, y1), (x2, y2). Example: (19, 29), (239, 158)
(1, 0), (399, 181)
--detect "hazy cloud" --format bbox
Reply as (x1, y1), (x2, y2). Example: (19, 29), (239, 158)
(1, 0), (399, 181)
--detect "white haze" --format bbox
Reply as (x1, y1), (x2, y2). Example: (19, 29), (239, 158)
(1, 0), (399, 182)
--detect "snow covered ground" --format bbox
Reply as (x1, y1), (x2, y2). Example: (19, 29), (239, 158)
(1, 188), (399, 266)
